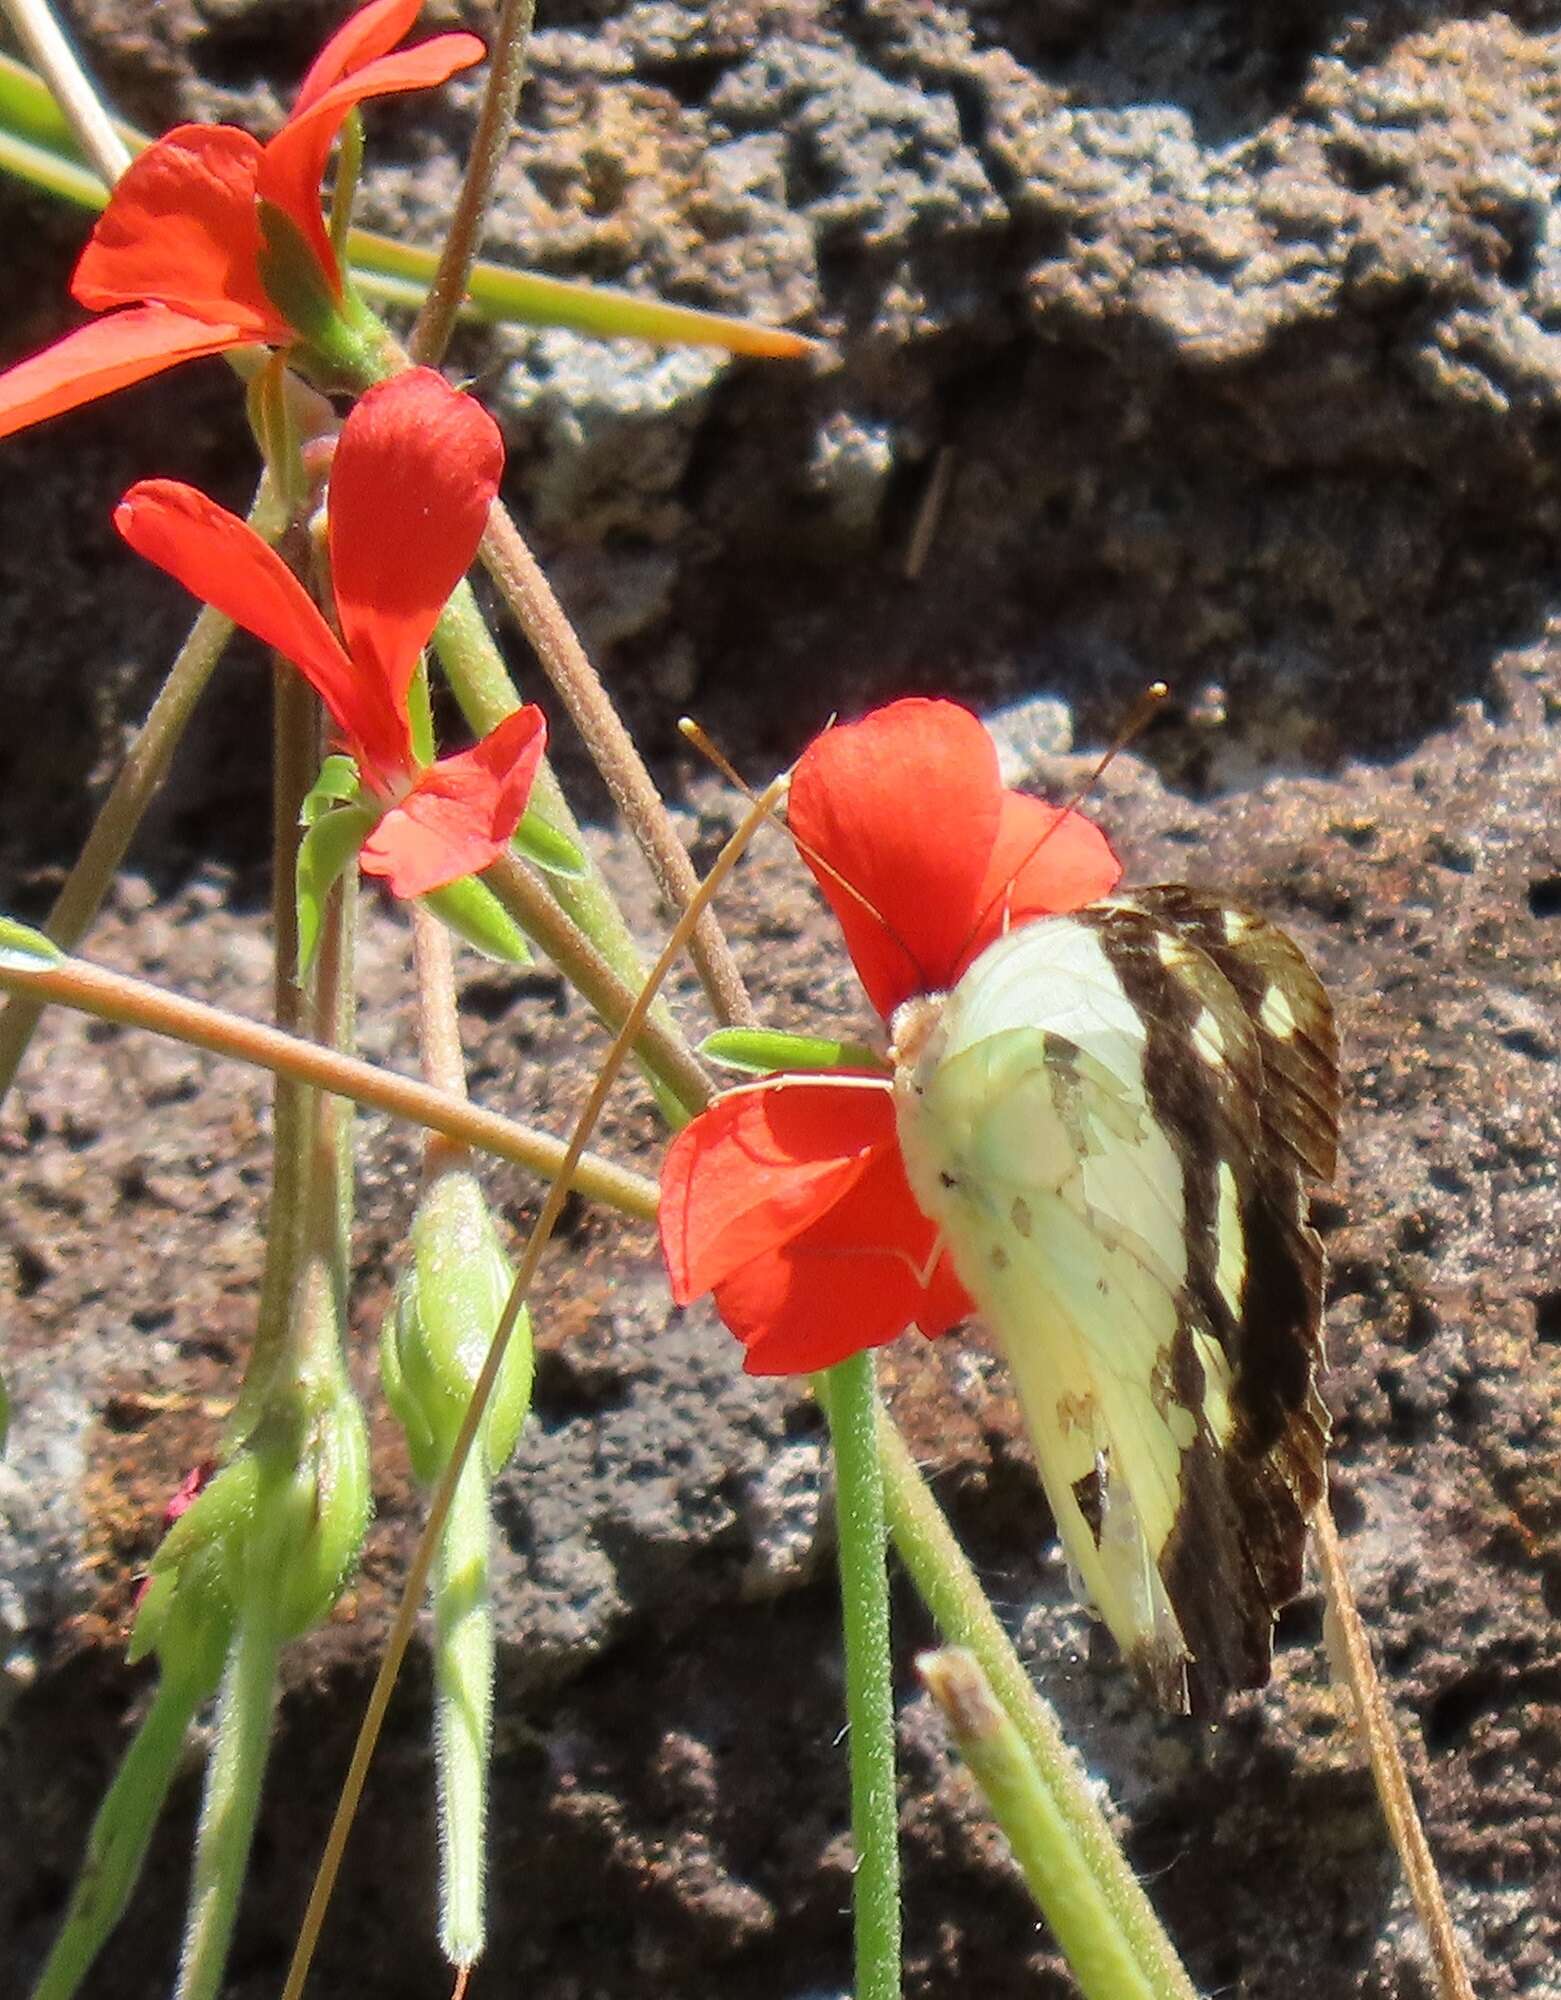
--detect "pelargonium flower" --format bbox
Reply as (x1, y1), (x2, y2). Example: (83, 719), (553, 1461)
(658, 699), (1123, 1373)
(115, 367), (545, 899)
(0, 0), (483, 441)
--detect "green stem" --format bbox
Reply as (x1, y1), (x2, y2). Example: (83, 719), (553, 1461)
(0, 949), (659, 1218)
(480, 850), (709, 1118)
(479, 503), (757, 1031)
(410, 0), (535, 365)
(433, 581), (697, 1080)
(920, 1650), (1172, 2000)
(231, 662), (321, 1443)
(432, 1447), (494, 1966)
(822, 1351), (901, 2000)
(173, 1603), (280, 2000)
(29, 1672), (207, 2000)
(0, 475), (286, 1108)
(874, 1410), (1199, 2000)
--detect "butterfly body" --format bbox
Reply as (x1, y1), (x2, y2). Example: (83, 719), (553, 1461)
(891, 887), (1339, 1714)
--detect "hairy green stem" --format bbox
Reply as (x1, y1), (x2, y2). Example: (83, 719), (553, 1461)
(173, 1601), (280, 2000)
(410, 0), (535, 365)
(29, 1673), (207, 2000)
(432, 1447), (494, 1965)
(821, 1353), (902, 2000)
(433, 583), (696, 1101)
(875, 1411), (1199, 2000)
(480, 850), (709, 1116)
(479, 502), (756, 1031)
(0, 475), (285, 1108)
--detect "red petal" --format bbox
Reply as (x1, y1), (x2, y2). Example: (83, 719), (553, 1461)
(961, 792), (1123, 970)
(291, 0), (426, 112)
(72, 126), (284, 337)
(659, 1080), (897, 1302)
(259, 34), (485, 287)
(113, 480), (376, 751)
(712, 1134), (971, 1375)
(0, 306), (249, 443)
(327, 370), (504, 724)
(358, 707), (547, 898)
(788, 699), (1004, 1018)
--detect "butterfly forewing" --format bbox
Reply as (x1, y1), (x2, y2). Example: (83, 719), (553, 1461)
(892, 889), (1338, 1714)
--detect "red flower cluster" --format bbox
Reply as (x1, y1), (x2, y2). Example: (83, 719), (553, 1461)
(116, 368), (545, 898)
(659, 699), (1122, 1373)
(0, 0), (482, 440)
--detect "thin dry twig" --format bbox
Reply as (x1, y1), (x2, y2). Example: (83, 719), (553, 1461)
(1315, 1492), (1476, 2000)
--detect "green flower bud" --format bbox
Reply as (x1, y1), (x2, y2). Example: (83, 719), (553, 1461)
(382, 1169), (533, 1482)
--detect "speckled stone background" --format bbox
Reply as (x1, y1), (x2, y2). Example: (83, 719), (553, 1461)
(2, 3), (1559, 1996)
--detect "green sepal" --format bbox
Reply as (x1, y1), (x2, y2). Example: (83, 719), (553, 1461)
(261, 1369), (372, 1642)
(381, 1169), (534, 1480)
(419, 875), (534, 965)
(699, 1028), (888, 1075)
(127, 1456), (258, 1677)
(296, 801), (375, 976)
(0, 914), (64, 970)
(255, 200), (385, 386)
(512, 806), (585, 879)
(300, 755), (363, 824)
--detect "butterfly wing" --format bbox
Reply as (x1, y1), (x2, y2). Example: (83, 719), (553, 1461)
(893, 897), (1338, 1712)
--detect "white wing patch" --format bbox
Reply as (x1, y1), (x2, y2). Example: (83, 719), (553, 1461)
(893, 918), (1224, 1701)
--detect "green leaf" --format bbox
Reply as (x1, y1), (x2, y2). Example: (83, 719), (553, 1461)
(295, 803), (375, 975)
(0, 915), (65, 971)
(699, 1028), (887, 1075)
(512, 807), (585, 879)
(420, 876), (533, 964)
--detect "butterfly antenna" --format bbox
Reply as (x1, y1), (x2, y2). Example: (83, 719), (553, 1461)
(679, 715), (909, 957)
(969, 680), (1171, 943)
(1057, 679), (1170, 820)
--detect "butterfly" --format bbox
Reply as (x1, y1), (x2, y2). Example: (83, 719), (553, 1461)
(890, 885), (1339, 1714)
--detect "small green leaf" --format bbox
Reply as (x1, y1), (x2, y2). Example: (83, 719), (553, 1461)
(296, 803), (375, 975)
(699, 1028), (887, 1075)
(420, 876), (534, 964)
(0, 915), (65, 971)
(300, 755), (363, 824)
(512, 808), (585, 879)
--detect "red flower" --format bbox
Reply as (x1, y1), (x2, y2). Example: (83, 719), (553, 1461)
(659, 698), (1123, 1373)
(115, 368), (546, 899)
(0, 0), (483, 440)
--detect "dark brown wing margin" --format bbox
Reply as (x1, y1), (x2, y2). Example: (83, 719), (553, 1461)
(1083, 891), (1339, 1713)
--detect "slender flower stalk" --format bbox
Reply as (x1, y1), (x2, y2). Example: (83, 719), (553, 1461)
(409, 0), (534, 365)
(480, 503), (757, 1030)
(918, 1650), (1181, 2000)
(820, 1353), (901, 2000)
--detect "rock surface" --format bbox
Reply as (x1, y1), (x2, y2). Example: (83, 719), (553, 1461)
(2, 1), (1560, 1996)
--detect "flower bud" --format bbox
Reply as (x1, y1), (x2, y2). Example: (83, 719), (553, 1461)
(382, 1169), (533, 1481)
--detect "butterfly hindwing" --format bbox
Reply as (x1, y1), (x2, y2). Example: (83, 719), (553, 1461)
(892, 891), (1338, 1713)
